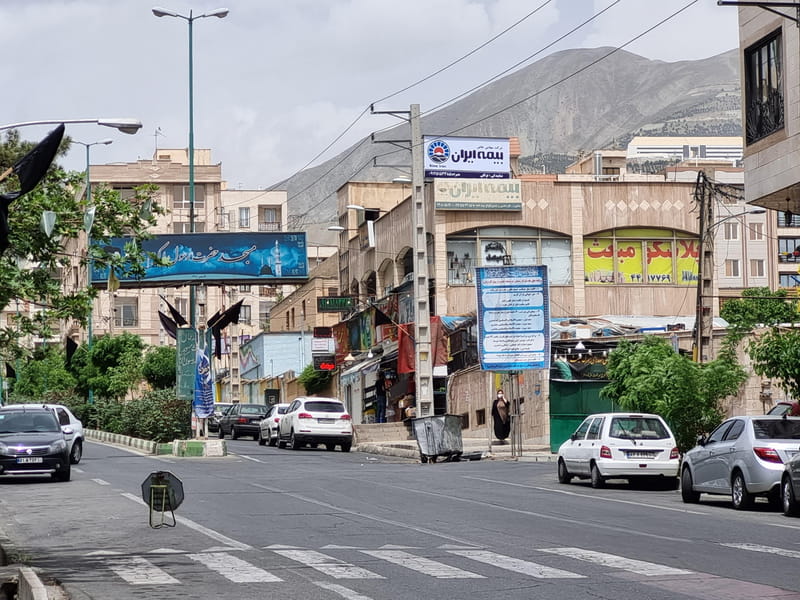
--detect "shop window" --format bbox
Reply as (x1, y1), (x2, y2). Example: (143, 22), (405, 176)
(745, 30), (783, 144)
(476, 408), (486, 426)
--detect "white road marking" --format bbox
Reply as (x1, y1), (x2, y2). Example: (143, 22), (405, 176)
(237, 454), (263, 463)
(120, 492), (252, 551)
(721, 542), (800, 559)
(274, 549), (383, 579)
(539, 547), (692, 576)
(187, 552), (282, 582)
(314, 581), (375, 600)
(106, 556), (179, 585)
(448, 549), (585, 579)
(91, 478), (110, 485)
(361, 550), (484, 579)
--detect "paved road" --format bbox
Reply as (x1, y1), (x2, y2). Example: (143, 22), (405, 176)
(2, 438), (800, 599)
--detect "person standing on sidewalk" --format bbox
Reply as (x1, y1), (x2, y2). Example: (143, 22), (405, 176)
(492, 389), (511, 442)
(375, 371), (388, 423)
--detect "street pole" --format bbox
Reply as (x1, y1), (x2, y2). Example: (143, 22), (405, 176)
(409, 104), (434, 418)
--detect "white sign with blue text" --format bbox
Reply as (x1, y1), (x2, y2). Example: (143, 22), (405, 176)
(476, 265), (550, 371)
(423, 136), (510, 179)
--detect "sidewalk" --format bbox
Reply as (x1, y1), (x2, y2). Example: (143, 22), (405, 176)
(356, 437), (557, 462)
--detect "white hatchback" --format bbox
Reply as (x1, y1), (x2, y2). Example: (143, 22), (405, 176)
(557, 412), (680, 489)
(278, 397), (353, 452)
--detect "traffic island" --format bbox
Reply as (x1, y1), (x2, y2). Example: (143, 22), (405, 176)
(85, 430), (227, 457)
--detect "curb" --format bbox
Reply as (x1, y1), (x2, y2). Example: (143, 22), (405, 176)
(85, 430), (227, 457)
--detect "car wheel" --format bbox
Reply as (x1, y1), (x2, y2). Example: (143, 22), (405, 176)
(218, 426), (225, 440)
(341, 442), (352, 453)
(731, 471), (754, 510)
(70, 439), (83, 465)
(258, 429), (266, 446)
(663, 477), (680, 491)
(325, 443), (336, 451)
(768, 487), (783, 509)
(278, 435), (287, 449)
(782, 476), (800, 517)
(590, 463), (605, 488)
(557, 459), (572, 484)
(289, 432), (303, 450)
(681, 467), (700, 503)
(231, 426), (239, 440)
(267, 428), (276, 447)
(52, 463), (71, 482)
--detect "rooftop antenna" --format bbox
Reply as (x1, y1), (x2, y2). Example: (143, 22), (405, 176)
(153, 127), (165, 160)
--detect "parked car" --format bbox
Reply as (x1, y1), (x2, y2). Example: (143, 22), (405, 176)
(258, 403), (290, 446)
(278, 397), (353, 452)
(681, 415), (800, 510)
(767, 401), (798, 416)
(781, 452), (800, 516)
(208, 402), (236, 433)
(217, 403), (269, 440)
(557, 412), (680, 489)
(14, 403), (84, 464)
(0, 405), (72, 481)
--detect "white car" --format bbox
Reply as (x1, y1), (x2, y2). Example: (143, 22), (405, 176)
(258, 403), (290, 447)
(15, 403), (84, 464)
(557, 412), (679, 489)
(278, 397), (353, 452)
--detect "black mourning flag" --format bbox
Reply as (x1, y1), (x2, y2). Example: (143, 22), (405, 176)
(65, 336), (78, 367)
(208, 299), (244, 359)
(5, 363), (15, 380)
(158, 311), (178, 340)
(0, 124), (65, 255)
(160, 295), (188, 327)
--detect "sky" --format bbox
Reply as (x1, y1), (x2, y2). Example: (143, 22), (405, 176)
(0, 0), (740, 191)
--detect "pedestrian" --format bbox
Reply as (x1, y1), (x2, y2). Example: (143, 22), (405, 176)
(375, 371), (388, 423)
(492, 389), (511, 441)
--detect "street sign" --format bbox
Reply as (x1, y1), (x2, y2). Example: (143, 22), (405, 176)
(317, 296), (354, 312)
(313, 354), (336, 371)
(313, 326), (332, 337)
(142, 471), (184, 512)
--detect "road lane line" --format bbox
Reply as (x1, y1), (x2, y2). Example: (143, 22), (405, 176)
(314, 582), (375, 600)
(106, 556), (179, 585)
(237, 454), (263, 463)
(447, 549), (585, 579)
(539, 547), (692, 576)
(721, 542), (800, 559)
(463, 475), (707, 515)
(120, 492), (252, 551)
(273, 549), (383, 579)
(91, 478), (110, 485)
(187, 552), (282, 582)
(361, 550), (484, 579)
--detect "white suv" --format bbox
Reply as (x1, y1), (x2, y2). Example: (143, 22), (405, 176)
(557, 412), (679, 489)
(16, 404), (84, 464)
(278, 397), (353, 452)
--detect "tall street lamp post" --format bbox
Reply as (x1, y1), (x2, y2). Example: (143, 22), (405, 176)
(152, 6), (229, 329)
(0, 118), (141, 134)
(73, 139), (113, 405)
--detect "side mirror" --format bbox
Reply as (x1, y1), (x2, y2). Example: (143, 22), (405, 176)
(696, 434), (706, 446)
(570, 433), (578, 441)
(62, 426), (74, 435)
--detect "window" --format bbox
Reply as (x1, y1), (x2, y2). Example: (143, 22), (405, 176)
(706, 421), (733, 444)
(723, 222), (739, 241)
(778, 238), (800, 262)
(239, 285), (251, 292)
(724, 420), (745, 441)
(749, 222), (764, 240)
(173, 222), (205, 233)
(114, 297), (138, 328)
(586, 418), (604, 440)
(750, 259), (765, 277)
(239, 207), (250, 229)
(240, 304), (251, 325)
(573, 418), (592, 441)
(779, 274), (800, 288)
(745, 30), (783, 144)
(173, 185), (206, 209)
(724, 259), (740, 277)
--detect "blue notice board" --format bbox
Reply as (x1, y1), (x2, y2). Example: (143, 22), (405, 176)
(475, 265), (551, 371)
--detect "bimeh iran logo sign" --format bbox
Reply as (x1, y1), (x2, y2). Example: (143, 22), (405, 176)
(423, 136), (510, 179)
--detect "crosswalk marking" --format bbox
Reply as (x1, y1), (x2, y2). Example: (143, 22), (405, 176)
(274, 549), (383, 579)
(106, 556), (179, 585)
(721, 542), (800, 559)
(314, 581), (376, 600)
(361, 550), (484, 579)
(187, 552), (282, 583)
(448, 549), (585, 579)
(539, 548), (692, 576)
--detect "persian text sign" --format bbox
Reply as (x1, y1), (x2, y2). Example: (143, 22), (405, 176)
(434, 179), (521, 211)
(91, 232), (308, 287)
(475, 265), (550, 371)
(423, 136), (510, 179)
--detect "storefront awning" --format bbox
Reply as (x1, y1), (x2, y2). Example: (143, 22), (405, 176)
(340, 356), (382, 378)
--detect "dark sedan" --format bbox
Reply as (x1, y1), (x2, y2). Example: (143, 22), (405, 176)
(781, 451), (800, 516)
(0, 406), (72, 481)
(217, 403), (269, 440)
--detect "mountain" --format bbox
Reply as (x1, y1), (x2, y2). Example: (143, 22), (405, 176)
(285, 47), (741, 244)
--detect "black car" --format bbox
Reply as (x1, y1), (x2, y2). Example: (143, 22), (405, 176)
(0, 406), (71, 481)
(217, 403), (269, 440)
(207, 403), (236, 433)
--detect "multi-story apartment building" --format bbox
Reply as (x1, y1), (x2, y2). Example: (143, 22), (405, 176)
(733, 7), (800, 291)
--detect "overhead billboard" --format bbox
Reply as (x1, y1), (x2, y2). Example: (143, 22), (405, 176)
(475, 265), (550, 371)
(91, 232), (308, 288)
(423, 136), (510, 179)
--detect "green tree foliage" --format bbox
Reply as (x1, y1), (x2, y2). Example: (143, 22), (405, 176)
(720, 287), (797, 345)
(7, 346), (76, 402)
(601, 336), (746, 452)
(298, 363), (332, 396)
(748, 328), (800, 400)
(88, 333), (144, 400)
(142, 346), (178, 389)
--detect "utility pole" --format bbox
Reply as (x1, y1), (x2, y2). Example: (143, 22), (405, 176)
(694, 171), (715, 363)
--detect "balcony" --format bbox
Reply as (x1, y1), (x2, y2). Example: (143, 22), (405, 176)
(258, 221), (281, 232)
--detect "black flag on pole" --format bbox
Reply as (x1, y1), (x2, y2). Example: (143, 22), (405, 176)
(208, 299), (244, 359)
(160, 295), (188, 327)
(158, 311), (178, 340)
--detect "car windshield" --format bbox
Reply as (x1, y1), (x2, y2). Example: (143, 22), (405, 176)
(240, 405), (266, 415)
(609, 416), (669, 440)
(305, 401), (344, 413)
(277, 407), (288, 415)
(753, 419), (800, 440)
(0, 413), (60, 434)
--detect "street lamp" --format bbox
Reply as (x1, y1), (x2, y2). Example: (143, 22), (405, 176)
(0, 118), (142, 134)
(152, 6), (229, 329)
(73, 139), (113, 405)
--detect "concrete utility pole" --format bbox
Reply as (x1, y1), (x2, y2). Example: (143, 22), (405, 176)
(694, 171), (715, 363)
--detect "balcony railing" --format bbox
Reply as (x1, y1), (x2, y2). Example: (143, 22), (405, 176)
(258, 221), (281, 232)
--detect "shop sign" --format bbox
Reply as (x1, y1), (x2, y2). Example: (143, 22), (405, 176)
(318, 296), (355, 312)
(434, 178), (521, 211)
(313, 354), (336, 372)
(423, 136), (510, 179)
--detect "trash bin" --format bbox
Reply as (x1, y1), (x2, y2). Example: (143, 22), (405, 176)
(412, 415), (463, 463)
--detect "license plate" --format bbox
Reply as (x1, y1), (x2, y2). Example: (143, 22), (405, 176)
(17, 457), (43, 464)
(627, 452), (656, 459)
(318, 418), (335, 424)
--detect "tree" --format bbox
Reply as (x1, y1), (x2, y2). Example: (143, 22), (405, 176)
(298, 363), (332, 396)
(88, 333), (145, 400)
(8, 345), (76, 402)
(142, 345), (178, 389)
(601, 336), (746, 452)
(748, 328), (800, 400)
